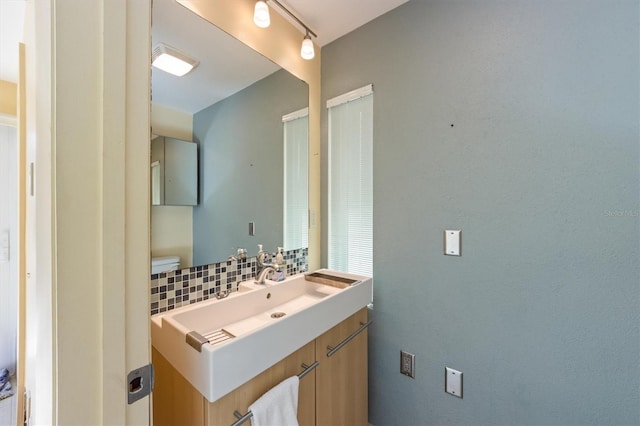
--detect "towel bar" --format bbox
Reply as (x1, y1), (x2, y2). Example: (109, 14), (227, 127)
(230, 361), (319, 426)
(326, 320), (372, 358)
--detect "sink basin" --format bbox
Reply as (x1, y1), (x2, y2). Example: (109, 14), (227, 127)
(151, 269), (372, 403)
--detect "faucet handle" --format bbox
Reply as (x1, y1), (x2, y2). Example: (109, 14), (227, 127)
(237, 248), (247, 260)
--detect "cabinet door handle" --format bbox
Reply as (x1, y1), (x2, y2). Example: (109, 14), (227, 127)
(326, 320), (372, 358)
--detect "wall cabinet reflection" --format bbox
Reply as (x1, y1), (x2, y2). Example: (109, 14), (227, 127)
(151, 136), (198, 206)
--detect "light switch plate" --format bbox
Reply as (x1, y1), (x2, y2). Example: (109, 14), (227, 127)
(309, 209), (317, 229)
(444, 230), (461, 256)
(0, 231), (9, 262)
(445, 367), (463, 398)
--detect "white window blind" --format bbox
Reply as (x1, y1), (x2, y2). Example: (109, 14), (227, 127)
(283, 108), (309, 250)
(327, 85), (373, 276)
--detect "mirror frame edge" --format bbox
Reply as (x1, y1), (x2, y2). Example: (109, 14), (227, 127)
(177, 0), (321, 271)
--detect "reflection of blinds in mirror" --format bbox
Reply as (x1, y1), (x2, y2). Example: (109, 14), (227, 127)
(327, 85), (373, 276)
(283, 109), (309, 250)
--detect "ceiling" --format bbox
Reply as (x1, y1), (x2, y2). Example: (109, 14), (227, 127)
(152, 0), (281, 114)
(275, 0), (410, 47)
(152, 0), (409, 114)
(1, 0), (410, 111)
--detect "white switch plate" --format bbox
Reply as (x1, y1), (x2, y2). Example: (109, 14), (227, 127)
(309, 209), (317, 229)
(445, 367), (463, 398)
(0, 231), (9, 262)
(444, 230), (461, 256)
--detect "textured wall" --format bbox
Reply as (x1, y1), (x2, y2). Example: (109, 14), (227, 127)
(321, 1), (640, 424)
(193, 69), (307, 266)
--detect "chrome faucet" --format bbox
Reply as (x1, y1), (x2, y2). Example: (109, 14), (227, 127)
(255, 265), (276, 284)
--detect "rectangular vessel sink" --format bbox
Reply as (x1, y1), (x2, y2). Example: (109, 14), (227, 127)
(151, 269), (372, 403)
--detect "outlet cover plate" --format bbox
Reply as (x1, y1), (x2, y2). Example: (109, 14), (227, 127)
(445, 367), (463, 398)
(400, 351), (415, 378)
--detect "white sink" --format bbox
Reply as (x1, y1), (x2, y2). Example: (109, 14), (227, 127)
(151, 269), (372, 403)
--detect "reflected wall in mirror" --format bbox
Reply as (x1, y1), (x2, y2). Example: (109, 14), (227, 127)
(193, 72), (308, 265)
(151, 0), (309, 269)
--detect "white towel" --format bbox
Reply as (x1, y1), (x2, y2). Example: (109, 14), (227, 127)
(151, 263), (179, 275)
(249, 376), (299, 426)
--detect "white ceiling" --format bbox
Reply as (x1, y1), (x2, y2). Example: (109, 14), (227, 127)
(152, 0), (409, 114)
(0, 0), (410, 111)
(278, 0), (409, 47)
(152, 0), (280, 114)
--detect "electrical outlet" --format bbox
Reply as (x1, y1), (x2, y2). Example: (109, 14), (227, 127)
(400, 351), (415, 378)
(445, 367), (463, 398)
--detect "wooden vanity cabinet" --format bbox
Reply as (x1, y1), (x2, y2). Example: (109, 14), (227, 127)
(205, 340), (316, 426)
(152, 309), (368, 426)
(152, 346), (205, 426)
(316, 308), (368, 426)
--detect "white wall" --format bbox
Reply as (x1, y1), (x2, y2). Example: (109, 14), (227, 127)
(0, 124), (17, 375)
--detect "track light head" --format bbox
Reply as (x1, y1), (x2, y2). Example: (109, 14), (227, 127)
(300, 34), (315, 60)
(254, 0), (270, 28)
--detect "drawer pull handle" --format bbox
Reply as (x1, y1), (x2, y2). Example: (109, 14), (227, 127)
(326, 320), (372, 358)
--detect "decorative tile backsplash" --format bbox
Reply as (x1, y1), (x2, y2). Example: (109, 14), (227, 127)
(150, 248), (308, 315)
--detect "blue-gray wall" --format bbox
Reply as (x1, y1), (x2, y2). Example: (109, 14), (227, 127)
(321, 1), (639, 424)
(193, 69), (307, 266)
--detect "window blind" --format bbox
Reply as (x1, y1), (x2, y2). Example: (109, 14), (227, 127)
(327, 85), (373, 276)
(283, 109), (309, 250)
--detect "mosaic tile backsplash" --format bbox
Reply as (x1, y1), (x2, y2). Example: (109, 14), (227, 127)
(150, 248), (308, 315)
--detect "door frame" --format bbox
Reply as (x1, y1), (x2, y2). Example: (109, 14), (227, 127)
(22, 1), (152, 424)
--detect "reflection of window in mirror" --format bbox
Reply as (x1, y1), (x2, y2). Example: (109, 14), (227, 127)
(283, 108), (309, 251)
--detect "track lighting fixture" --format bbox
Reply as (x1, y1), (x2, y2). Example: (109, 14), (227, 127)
(253, 1), (270, 28)
(300, 32), (314, 60)
(252, 0), (317, 60)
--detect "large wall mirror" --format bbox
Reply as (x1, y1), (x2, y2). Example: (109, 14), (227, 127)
(152, 0), (309, 269)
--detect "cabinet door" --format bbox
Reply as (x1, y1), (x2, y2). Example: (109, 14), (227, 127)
(150, 136), (198, 206)
(206, 340), (316, 426)
(316, 308), (368, 426)
(164, 137), (198, 205)
(152, 347), (205, 426)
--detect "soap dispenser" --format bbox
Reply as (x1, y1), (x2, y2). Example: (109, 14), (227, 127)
(257, 244), (268, 266)
(272, 247), (286, 282)
(275, 247), (284, 265)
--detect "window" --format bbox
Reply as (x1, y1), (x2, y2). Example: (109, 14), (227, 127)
(327, 85), (373, 276)
(283, 108), (309, 250)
